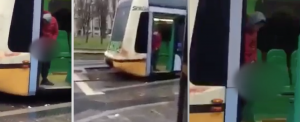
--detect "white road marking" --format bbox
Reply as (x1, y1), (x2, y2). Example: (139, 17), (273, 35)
(73, 73), (89, 81)
(76, 102), (170, 122)
(100, 78), (179, 92)
(75, 82), (104, 95)
(0, 102), (71, 117)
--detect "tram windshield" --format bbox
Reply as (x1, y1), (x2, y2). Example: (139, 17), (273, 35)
(149, 0), (186, 9)
(110, 0), (132, 42)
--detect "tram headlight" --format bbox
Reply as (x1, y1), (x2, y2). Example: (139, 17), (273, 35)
(211, 99), (223, 104)
(22, 60), (30, 68)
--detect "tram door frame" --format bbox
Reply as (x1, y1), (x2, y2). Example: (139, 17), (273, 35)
(28, 0), (43, 96)
(145, 7), (186, 76)
(176, 17), (188, 122)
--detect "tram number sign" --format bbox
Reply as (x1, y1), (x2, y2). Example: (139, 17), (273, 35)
(132, 6), (148, 11)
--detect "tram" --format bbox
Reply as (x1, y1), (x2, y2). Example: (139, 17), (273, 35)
(189, 0), (299, 122)
(104, 0), (186, 77)
(0, 0), (71, 96)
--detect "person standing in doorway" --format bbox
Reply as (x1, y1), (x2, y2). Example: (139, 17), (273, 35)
(152, 27), (162, 71)
(245, 11), (266, 63)
(237, 11), (266, 122)
(40, 10), (59, 85)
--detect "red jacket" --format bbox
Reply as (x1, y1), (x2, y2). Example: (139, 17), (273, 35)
(245, 29), (258, 63)
(42, 11), (59, 40)
(152, 32), (162, 51)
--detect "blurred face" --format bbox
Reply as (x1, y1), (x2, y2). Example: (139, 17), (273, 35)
(252, 22), (265, 31)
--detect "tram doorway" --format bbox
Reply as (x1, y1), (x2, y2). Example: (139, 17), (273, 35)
(151, 13), (185, 73)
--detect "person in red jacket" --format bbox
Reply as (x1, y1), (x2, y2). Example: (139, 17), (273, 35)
(237, 11), (266, 122)
(151, 28), (162, 71)
(245, 12), (266, 63)
(40, 10), (59, 85)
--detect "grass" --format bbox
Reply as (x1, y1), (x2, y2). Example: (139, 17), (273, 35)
(74, 53), (105, 60)
(74, 37), (110, 50)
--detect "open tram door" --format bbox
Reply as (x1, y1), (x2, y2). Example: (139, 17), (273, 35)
(0, 0), (71, 96)
(145, 8), (186, 76)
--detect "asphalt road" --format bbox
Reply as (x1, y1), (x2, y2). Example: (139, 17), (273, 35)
(74, 59), (180, 122)
(0, 91), (71, 122)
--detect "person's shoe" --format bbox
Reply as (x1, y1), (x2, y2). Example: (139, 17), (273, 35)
(41, 79), (54, 85)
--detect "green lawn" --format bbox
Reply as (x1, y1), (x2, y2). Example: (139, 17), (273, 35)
(74, 37), (110, 50)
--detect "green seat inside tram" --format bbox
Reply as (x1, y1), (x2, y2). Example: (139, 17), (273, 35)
(291, 51), (297, 86)
(244, 49), (295, 121)
(49, 30), (71, 73)
(157, 41), (169, 65)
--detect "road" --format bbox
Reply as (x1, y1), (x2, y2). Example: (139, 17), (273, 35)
(74, 60), (180, 122)
(0, 91), (71, 122)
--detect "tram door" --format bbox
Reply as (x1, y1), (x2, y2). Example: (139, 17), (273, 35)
(152, 14), (174, 72)
(171, 16), (185, 72)
(150, 12), (185, 73)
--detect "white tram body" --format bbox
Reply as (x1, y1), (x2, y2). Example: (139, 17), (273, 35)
(105, 0), (186, 77)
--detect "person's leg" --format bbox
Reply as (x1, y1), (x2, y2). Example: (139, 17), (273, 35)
(41, 61), (54, 85)
(236, 97), (245, 122)
(151, 51), (158, 71)
(153, 50), (159, 70)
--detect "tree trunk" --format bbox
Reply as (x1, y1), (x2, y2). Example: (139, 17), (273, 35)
(85, 32), (89, 43)
(91, 20), (94, 37)
(85, 27), (89, 43)
(99, 18), (103, 44)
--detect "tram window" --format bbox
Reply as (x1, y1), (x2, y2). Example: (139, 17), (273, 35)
(189, 0), (230, 86)
(8, 0), (35, 52)
(134, 12), (149, 53)
(111, 3), (131, 42)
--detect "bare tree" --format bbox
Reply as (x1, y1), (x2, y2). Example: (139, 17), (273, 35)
(110, 0), (118, 26)
(94, 0), (108, 44)
(75, 0), (92, 43)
